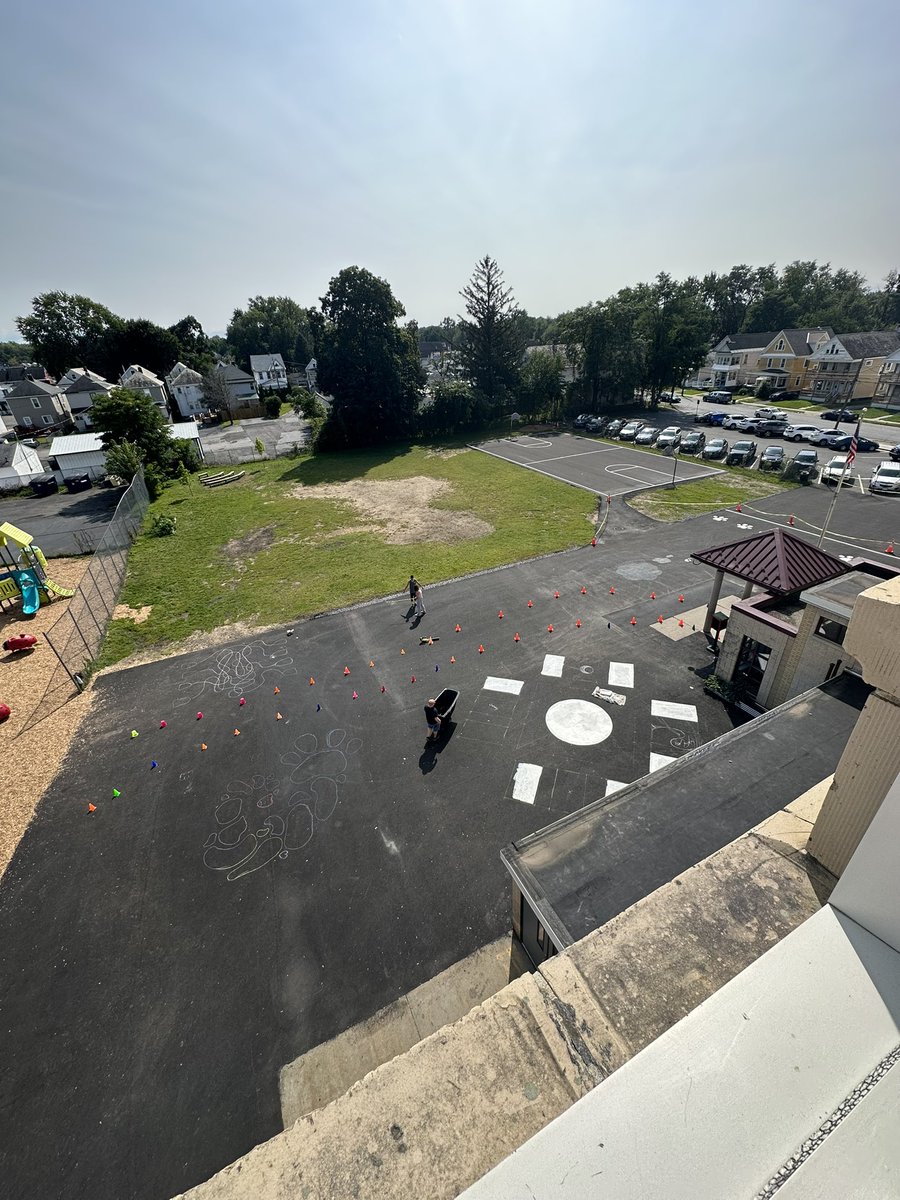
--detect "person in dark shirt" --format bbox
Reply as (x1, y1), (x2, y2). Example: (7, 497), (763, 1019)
(424, 698), (441, 739)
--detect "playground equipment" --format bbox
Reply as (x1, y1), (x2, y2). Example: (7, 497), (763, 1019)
(0, 521), (75, 616)
(3, 633), (38, 652)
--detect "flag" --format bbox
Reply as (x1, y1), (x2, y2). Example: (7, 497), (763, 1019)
(846, 421), (859, 467)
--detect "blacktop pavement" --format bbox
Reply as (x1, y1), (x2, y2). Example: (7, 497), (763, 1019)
(0, 481), (897, 1200)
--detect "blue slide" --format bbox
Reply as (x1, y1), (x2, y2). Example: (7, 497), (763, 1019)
(14, 569), (41, 615)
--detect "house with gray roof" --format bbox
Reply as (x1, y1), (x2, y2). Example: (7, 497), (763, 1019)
(61, 369), (114, 431)
(808, 330), (900, 403)
(213, 362), (260, 410)
(165, 362), (206, 419)
(709, 331), (780, 389)
(1, 377), (72, 434)
(250, 353), (287, 392)
(119, 364), (170, 419)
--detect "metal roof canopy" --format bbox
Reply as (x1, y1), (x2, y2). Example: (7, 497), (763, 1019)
(691, 528), (847, 596)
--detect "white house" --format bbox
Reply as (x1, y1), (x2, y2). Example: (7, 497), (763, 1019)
(62, 370), (114, 431)
(119, 365), (171, 419)
(165, 362), (206, 419)
(305, 358), (318, 391)
(0, 441), (43, 491)
(49, 422), (204, 482)
(213, 362), (259, 407)
(250, 353), (288, 392)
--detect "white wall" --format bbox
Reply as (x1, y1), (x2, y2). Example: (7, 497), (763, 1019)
(55, 449), (108, 480)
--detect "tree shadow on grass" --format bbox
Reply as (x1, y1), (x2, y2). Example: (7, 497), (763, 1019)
(275, 443), (418, 486)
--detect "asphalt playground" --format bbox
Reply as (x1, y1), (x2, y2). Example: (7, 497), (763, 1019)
(1, 524), (741, 1200)
(475, 430), (721, 495)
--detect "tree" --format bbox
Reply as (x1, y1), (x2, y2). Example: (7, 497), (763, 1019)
(227, 296), (312, 370)
(419, 381), (476, 437)
(90, 387), (173, 470)
(16, 291), (121, 379)
(317, 266), (424, 449)
(201, 369), (236, 425)
(104, 440), (143, 482)
(0, 340), (34, 366)
(458, 256), (525, 416)
(519, 350), (564, 420)
(97, 318), (180, 380)
(168, 315), (214, 373)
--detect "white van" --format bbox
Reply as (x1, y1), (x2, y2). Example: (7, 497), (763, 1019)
(706, 390), (735, 404)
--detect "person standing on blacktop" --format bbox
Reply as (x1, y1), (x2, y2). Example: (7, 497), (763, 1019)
(408, 574), (418, 604)
(424, 698), (441, 740)
(414, 582), (426, 619)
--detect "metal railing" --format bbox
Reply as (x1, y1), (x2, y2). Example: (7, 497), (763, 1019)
(44, 468), (149, 688)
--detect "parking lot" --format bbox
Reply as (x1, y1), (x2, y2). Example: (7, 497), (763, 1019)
(475, 431), (721, 495)
(0, 485), (122, 555)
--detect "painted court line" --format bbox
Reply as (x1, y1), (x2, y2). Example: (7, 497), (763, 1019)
(521, 447), (616, 466)
(608, 662), (634, 688)
(649, 753), (677, 772)
(512, 763), (543, 805)
(605, 779), (628, 797)
(541, 654), (565, 678)
(651, 700), (699, 722)
(483, 676), (525, 696)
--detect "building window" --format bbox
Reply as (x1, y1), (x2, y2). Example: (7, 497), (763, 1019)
(815, 617), (846, 645)
(31, 397), (42, 409)
(733, 636), (772, 701)
(41, 414), (53, 425)
(23, 416), (33, 426)
(536, 923), (546, 950)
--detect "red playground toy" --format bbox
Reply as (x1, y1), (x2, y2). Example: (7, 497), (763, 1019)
(3, 633), (38, 653)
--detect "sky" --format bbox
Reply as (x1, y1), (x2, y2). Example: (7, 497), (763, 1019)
(2, 0), (898, 342)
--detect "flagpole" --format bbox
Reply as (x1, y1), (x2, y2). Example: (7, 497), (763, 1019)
(817, 420), (859, 548)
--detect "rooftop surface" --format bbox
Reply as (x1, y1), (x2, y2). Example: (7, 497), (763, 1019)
(502, 672), (869, 948)
(691, 528), (847, 596)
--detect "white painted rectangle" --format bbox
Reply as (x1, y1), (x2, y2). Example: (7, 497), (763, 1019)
(605, 780), (627, 797)
(483, 676), (524, 696)
(651, 700), (699, 723)
(541, 654), (565, 678)
(608, 662), (634, 688)
(649, 753), (677, 773)
(512, 763), (542, 805)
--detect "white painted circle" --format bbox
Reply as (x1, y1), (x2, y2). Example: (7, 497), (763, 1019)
(545, 699), (613, 746)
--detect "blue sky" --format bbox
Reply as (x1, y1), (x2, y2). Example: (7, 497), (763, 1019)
(2, 0), (898, 341)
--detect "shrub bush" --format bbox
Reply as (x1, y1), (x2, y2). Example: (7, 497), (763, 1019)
(148, 513), (177, 536)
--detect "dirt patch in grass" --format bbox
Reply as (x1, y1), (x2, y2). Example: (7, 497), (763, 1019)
(222, 524), (277, 561)
(292, 477), (493, 544)
(424, 447), (467, 458)
(113, 603), (152, 623)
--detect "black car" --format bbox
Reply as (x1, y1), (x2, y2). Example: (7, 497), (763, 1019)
(680, 431), (706, 454)
(827, 433), (881, 454)
(890, 445), (900, 463)
(572, 413), (591, 429)
(586, 414), (610, 434)
(726, 440), (758, 466)
(821, 408), (858, 422)
(605, 418), (625, 437)
(759, 445), (786, 472)
(768, 391), (798, 402)
(30, 473), (59, 497)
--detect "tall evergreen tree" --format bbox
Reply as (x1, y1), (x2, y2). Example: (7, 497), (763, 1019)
(458, 256), (524, 415)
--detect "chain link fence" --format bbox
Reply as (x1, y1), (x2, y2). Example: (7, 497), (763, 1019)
(44, 468), (149, 689)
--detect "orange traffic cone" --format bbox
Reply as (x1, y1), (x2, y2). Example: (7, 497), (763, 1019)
(547, 624), (554, 633)
(514, 632), (520, 642)
(455, 624), (461, 632)
(630, 616), (636, 626)
(575, 619), (582, 628)
(527, 600), (533, 608)
(478, 644), (485, 654)
(498, 610), (503, 619)
(657, 615), (664, 624)
(610, 586), (616, 595)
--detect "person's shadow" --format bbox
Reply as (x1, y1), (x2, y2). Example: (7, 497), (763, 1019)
(418, 722), (456, 773)
(404, 603), (416, 622)
(411, 613), (423, 629)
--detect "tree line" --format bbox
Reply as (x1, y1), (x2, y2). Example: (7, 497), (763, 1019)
(10, 258), (899, 451)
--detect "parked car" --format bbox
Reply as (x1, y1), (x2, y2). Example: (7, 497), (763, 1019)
(754, 407), (789, 420)
(793, 449), (819, 468)
(634, 426), (660, 445)
(704, 411), (728, 427)
(726, 440), (758, 467)
(889, 445), (900, 463)
(768, 391), (798, 402)
(605, 418), (626, 437)
(658, 392), (679, 404)
(809, 428), (849, 447)
(618, 419), (645, 441)
(755, 419), (790, 438)
(827, 433), (881, 454)
(822, 456), (855, 485)
(759, 445), (786, 472)
(680, 430), (706, 455)
(705, 390), (734, 404)
(702, 438), (729, 460)
(723, 415), (758, 431)
(656, 426), (681, 450)
(868, 462), (900, 495)
(821, 408), (858, 423)
(573, 413), (592, 428)
(65, 473), (92, 493)
(30, 473), (59, 497)
(783, 424), (822, 442)
(586, 415), (610, 433)
(20, 437), (38, 448)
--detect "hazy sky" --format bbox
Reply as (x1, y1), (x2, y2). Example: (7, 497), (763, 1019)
(2, 0), (898, 341)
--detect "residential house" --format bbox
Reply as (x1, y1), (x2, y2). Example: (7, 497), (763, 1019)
(250, 353), (288, 392)
(119, 365), (171, 419)
(0, 362), (50, 385)
(708, 332), (779, 389)
(61, 369), (114, 431)
(213, 362), (260, 411)
(751, 327), (832, 394)
(1, 378), (71, 433)
(165, 362), (206, 420)
(49, 422), (203, 482)
(305, 358), (318, 391)
(874, 346), (900, 409)
(0, 441), (43, 491)
(806, 330), (900, 403)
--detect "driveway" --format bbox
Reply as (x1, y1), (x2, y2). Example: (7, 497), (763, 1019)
(199, 413), (310, 465)
(0, 486), (121, 556)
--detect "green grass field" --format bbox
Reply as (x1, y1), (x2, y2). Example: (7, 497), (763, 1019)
(626, 470), (793, 522)
(98, 444), (597, 668)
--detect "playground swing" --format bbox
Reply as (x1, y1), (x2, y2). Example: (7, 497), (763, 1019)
(0, 521), (75, 617)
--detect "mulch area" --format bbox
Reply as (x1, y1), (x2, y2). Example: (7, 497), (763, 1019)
(0, 558), (94, 879)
